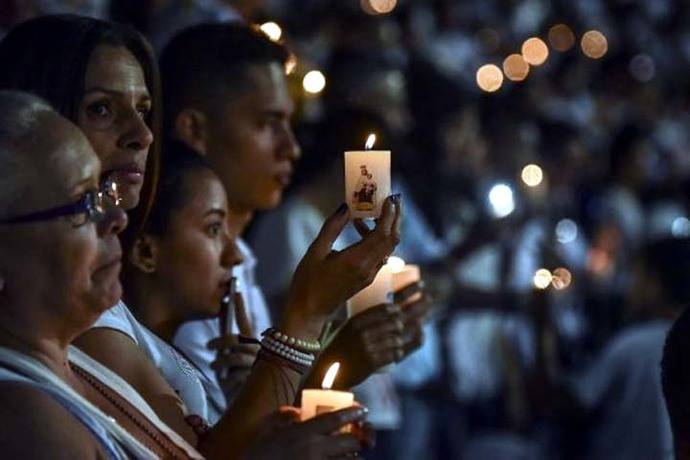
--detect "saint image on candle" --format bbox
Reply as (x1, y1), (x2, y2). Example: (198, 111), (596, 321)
(353, 164), (378, 211)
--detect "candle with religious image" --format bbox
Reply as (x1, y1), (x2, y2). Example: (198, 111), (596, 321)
(344, 134), (391, 219)
(301, 362), (355, 430)
(347, 264), (393, 317)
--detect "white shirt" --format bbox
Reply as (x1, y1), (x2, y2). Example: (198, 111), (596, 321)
(173, 239), (272, 424)
(91, 301), (211, 424)
(568, 320), (674, 460)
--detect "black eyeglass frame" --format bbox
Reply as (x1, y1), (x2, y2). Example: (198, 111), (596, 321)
(0, 177), (120, 225)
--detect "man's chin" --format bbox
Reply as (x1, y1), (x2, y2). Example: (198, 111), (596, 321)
(256, 189), (284, 211)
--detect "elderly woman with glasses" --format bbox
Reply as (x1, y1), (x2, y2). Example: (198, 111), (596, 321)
(0, 90), (202, 458)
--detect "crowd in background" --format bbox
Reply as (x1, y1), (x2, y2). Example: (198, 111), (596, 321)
(3, 0), (690, 459)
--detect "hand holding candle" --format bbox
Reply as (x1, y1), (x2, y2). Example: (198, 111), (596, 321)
(345, 134), (391, 219)
(301, 362), (355, 427)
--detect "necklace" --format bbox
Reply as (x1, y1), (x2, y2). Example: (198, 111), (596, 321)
(70, 362), (185, 459)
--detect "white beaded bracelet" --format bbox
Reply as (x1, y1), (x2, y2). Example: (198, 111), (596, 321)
(261, 328), (321, 353)
(260, 338), (315, 367)
(262, 336), (315, 362)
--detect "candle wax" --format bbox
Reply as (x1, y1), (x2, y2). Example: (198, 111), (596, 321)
(301, 389), (355, 428)
(347, 265), (393, 317)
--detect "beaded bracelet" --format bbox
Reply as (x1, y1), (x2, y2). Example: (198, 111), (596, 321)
(260, 336), (315, 367)
(259, 339), (315, 375)
(262, 335), (315, 362)
(261, 327), (321, 353)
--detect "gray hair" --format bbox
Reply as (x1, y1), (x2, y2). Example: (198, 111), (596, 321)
(0, 90), (55, 216)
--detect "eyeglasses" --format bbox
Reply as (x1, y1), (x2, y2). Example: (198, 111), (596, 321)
(0, 176), (122, 227)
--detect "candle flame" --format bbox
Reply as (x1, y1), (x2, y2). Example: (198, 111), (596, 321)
(365, 134), (376, 150)
(322, 362), (340, 390)
(387, 256), (406, 273)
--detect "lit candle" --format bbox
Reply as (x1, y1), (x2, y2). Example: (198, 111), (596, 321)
(347, 264), (393, 317)
(344, 134), (391, 219)
(301, 362), (355, 426)
(387, 256), (422, 302)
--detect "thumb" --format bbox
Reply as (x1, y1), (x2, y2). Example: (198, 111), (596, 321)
(308, 203), (349, 259)
(234, 292), (254, 337)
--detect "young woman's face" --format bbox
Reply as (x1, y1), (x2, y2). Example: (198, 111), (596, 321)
(78, 45), (153, 210)
(154, 170), (242, 319)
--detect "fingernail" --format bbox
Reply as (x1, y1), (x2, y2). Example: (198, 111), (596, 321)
(337, 203), (348, 215)
(390, 193), (402, 205)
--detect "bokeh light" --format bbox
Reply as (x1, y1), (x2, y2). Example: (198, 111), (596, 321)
(361, 0), (397, 14)
(503, 54), (530, 82)
(521, 164), (543, 187)
(259, 21), (282, 42)
(556, 219), (578, 244)
(552, 268), (573, 290)
(533, 269), (553, 289)
(581, 30), (608, 59)
(521, 37), (549, 66)
(488, 183), (515, 218)
(476, 64), (504, 92)
(548, 24), (575, 52)
(303, 70), (326, 95)
(672, 217), (690, 237)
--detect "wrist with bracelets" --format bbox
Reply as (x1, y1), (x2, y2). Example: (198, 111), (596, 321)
(257, 328), (321, 374)
(262, 327), (321, 353)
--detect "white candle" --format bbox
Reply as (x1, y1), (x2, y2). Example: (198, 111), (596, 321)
(387, 256), (422, 302)
(347, 264), (393, 317)
(301, 362), (354, 426)
(344, 134), (391, 219)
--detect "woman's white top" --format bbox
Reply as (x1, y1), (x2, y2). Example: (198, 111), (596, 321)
(92, 301), (211, 424)
(0, 345), (203, 459)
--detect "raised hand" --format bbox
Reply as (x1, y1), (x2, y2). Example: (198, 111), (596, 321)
(280, 195), (402, 340)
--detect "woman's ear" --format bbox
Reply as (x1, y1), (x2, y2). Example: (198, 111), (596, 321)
(174, 108), (209, 155)
(129, 235), (159, 274)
